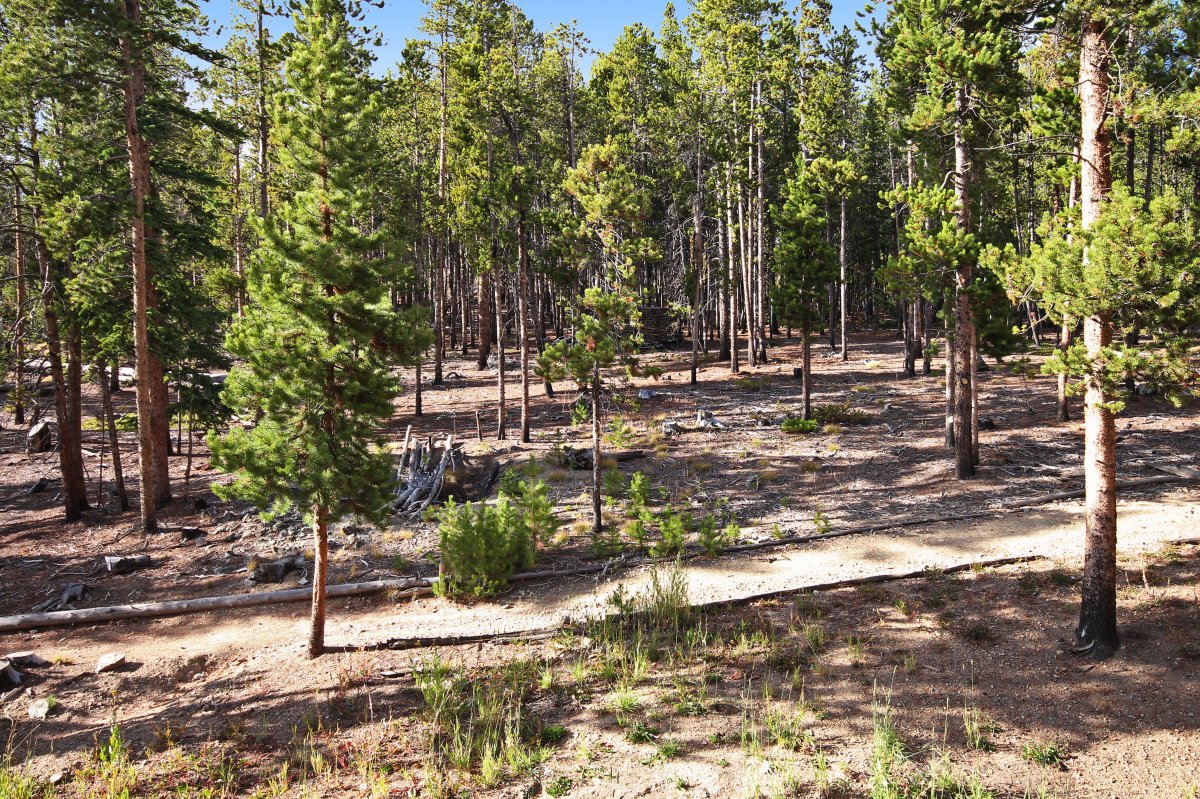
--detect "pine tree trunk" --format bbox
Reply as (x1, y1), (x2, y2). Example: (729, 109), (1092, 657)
(1057, 317), (1071, 422)
(256, 0), (269, 219)
(433, 29), (448, 386)
(494, 269), (506, 440)
(477, 271), (493, 369)
(13, 188), (26, 426)
(98, 362), (130, 512)
(725, 168), (738, 374)
(944, 287), (955, 449)
(308, 503), (329, 658)
(839, 195), (849, 362)
(516, 211), (532, 443)
(1076, 14), (1118, 658)
(29, 118), (88, 522)
(690, 145), (703, 387)
(952, 85), (976, 479)
(801, 320), (812, 421)
(121, 0), (169, 530)
(591, 363), (602, 537)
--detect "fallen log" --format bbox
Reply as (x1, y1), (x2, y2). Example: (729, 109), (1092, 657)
(997, 474), (1185, 509)
(0, 578), (434, 635)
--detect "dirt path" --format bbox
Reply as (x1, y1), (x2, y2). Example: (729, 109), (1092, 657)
(9, 485), (1196, 670)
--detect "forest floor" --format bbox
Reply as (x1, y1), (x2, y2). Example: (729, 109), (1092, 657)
(1, 333), (1198, 797)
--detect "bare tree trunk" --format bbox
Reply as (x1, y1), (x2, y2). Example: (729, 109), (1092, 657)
(256, 0), (269, 220)
(839, 195), (849, 361)
(691, 140), (704, 386)
(494, 269), (506, 440)
(801, 321), (812, 420)
(121, 0), (169, 530)
(98, 362), (129, 511)
(944, 288), (955, 449)
(29, 118), (88, 522)
(476, 271), (493, 369)
(591, 363), (602, 537)
(1076, 14), (1118, 658)
(308, 503), (329, 658)
(516, 211), (532, 443)
(952, 85), (976, 479)
(414, 359), (422, 416)
(13, 188), (26, 425)
(724, 168), (738, 374)
(433, 28), (448, 386)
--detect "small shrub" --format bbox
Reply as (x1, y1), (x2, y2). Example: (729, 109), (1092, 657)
(813, 402), (871, 425)
(781, 416), (818, 434)
(436, 497), (536, 597)
(603, 468), (626, 500)
(629, 471), (651, 512)
(604, 413), (634, 448)
(697, 514), (738, 556)
(540, 725), (568, 745)
(651, 511), (686, 558)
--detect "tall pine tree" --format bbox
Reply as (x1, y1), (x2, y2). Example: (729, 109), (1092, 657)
(211, 0), (430, 659)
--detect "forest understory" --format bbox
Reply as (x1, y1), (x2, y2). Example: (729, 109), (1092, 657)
(1, 335), (1198, 798)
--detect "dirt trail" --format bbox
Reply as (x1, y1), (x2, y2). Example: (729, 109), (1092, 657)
(10, 486), (1196, 669)
(335, 485), (1200, 642)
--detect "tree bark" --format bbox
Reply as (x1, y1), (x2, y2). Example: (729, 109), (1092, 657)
(839, 195), (848, 362)
(494, 268), (506, 440)
(952, 85), (976, 479)
(477, 271), (493, 369)
(801, 320), (812, 420)
(1076, 14), (1118, 658)
(516, 210), (532, 443)
(13, 189), (26, 425)
(98, 362), (130, 511)
(28, 117), (88, 522)
(591, 362), (602, 537)
(121, 0), (169, 530)
(308, 503), (329, 658)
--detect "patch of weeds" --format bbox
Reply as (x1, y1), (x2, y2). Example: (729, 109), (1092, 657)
(625, 722), (659, 744)
(822, 423), (845, 435)
(1048, 570), (1076, 588)
(814, 402), (871, 424)
(1021, 741), (1067, 768)
(654, 740), (683, 761)
(1017, 572), (1040, 595)
(546, 775), (573, 797)
(604, 413), (634, 448)
(964, 706), (998, 752)
(813, 509), (832, 534)
(736, 375), (771, 392)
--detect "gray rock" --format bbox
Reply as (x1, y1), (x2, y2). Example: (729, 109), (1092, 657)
(28, 698), (54, 720)
(95, 653), (126, 674)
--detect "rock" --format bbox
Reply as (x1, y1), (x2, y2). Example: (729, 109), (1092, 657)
(979, 418), (997, 431)
(5, 652), (49, 668)
(95, 653), (126, 674)
(25, 421), (52, 454)
(637, 389), (658, 400)
(662, 420), (684, 436)
(104, 554), (153, 574)
(28, 698), (54, 720)
(26, 477), (51, 495)
(177, 527), (207, 542)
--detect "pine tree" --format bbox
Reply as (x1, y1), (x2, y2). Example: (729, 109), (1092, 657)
(771, 157), (835, 420)
(211, 0), (430, 659)
(538, 139), (659, 539)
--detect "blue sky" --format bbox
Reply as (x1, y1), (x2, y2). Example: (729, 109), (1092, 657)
(203, 0), (878, 76)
